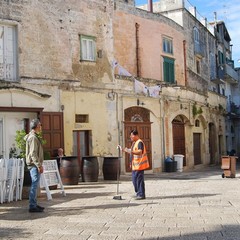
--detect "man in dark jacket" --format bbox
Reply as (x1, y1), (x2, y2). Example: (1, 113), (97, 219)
(24, 118), (44, 212)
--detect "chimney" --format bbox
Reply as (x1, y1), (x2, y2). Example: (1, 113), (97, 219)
(148, 0), (153, 13)
(214, 12), (217, 23)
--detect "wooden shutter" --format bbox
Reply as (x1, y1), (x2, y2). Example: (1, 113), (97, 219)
(41, 112), (64, 158)
(193, 133), (201, 165)
(163, 57), (175, 83)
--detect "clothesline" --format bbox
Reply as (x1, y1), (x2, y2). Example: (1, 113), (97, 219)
(112, 59), (161, 98)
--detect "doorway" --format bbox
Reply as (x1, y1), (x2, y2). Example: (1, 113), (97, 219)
(41, 112), (64, 158)
(193, 133), (201, 165)
(209, 123), (216, 164)
(73, 130), (91, 173)
(172, 116), (186, 166)
(124, 107), (152, 172)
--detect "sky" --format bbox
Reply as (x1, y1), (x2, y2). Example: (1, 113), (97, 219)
(135, 0), (240, 67)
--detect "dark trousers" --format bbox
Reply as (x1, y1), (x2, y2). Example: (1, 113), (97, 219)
(132, 170), (145, 197)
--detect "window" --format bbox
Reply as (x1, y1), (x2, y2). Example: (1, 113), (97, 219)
(163, 57), (175, 83)
(80, 35), (96, 62)
(218, 51), (224, 64)
(0, 24), (17, 81)
(195, 120), (200, 127)
(196, 58), (201, 74)
(209, 52), (216, 80)
(193, 27), (199, 43)
(75, 114), (89, 123)
(163, 37), (173, 54)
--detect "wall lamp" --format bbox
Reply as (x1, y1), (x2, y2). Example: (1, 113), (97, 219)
(137, 99), (145, 106)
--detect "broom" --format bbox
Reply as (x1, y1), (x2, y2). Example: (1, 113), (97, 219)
(113, 146), (122, 200)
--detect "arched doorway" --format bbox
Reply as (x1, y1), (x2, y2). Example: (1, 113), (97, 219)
(172, 115), (186, 166)
(124, 107), (152, 172)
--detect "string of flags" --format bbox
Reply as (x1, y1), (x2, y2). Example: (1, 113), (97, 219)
(112, 59), (161, 98)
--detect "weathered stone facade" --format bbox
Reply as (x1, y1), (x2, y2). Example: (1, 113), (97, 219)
(0, 0), (228, 173)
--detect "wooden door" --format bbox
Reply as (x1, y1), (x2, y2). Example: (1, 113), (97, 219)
(172, 120), (186, 166)
(124, 122), (152, 172)
(124, 107), (152, 172)
(41, 112), (64, 158)
(193, 133), (201, 165)
(209, 123), (216, 164)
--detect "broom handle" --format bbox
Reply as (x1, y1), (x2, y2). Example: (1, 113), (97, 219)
(117, 147), (121, 195)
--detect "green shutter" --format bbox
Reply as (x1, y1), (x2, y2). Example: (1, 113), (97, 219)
(163, 57), (175, 83)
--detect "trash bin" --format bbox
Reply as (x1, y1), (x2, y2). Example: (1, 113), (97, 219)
(174, 154), (184, 172)
(165, 157), (177, 172)
(221, 155), (237, 178)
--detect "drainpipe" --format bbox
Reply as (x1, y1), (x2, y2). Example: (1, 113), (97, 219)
(183, 40), (187, 86)
(148, 0), (153, 13)
(135, 23), (140, 77)
(159, 98), (166, 170)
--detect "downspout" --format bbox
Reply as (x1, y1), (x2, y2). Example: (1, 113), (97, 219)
(160, 98), (166, 170)
(135, 23), (140, 77)
(116, 92), (125, 173)
(183, 40), (187, 86)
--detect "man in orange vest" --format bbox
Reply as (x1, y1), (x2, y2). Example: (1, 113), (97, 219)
(123, 129), (149, 200)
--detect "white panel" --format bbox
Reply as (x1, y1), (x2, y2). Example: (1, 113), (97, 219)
(0, 118), (4, 158)
(6, 26), (14, 64)
(0, 26), (4, 79)
(0, 26), (4, 64)
(5, 26), (14, 80)
(0, 24), (16, 81)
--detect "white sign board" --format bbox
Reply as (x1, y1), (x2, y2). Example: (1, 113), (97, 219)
(40, 160), (66, 200)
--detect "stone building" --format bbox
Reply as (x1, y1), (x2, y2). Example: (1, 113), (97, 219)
(117, 0), (227, 170)
(156, 0), (239, 159)
(212, 21), (239, 155)
(0, 0), (232, 175)
(0, 0), (115, 165)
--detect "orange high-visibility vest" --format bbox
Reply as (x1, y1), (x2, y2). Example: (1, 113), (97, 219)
(132, 139), (149, 170)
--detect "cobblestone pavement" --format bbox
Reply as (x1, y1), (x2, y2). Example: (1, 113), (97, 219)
(1, 165), (240, 240)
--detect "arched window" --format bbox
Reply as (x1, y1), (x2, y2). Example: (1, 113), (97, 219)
(195, 119), (200, 127)
(193, 27), (199, 43)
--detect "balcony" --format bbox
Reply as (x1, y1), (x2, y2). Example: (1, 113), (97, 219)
(214, 64), (238, 84)
(228, 102), (240, 118)
(211, 66), (224, 84)
(223, 64), (238, 83)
